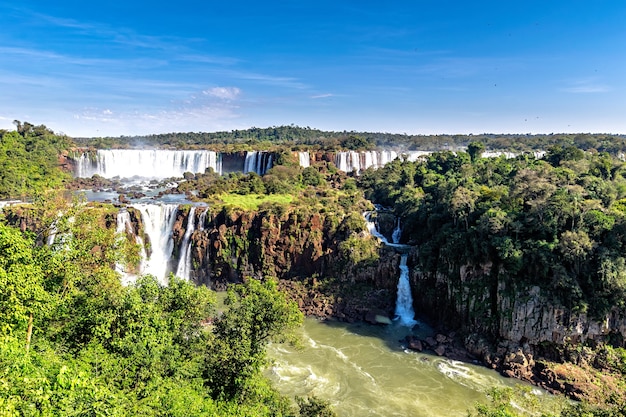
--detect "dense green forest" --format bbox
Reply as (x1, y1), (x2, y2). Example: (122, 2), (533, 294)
(73, 125), (626, 154)
(359, 145), (626, 320)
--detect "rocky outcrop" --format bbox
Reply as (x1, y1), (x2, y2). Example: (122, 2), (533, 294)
(164, 206), (402, 295)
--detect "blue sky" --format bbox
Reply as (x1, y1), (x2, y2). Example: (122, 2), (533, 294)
(0, 1), (624, 137)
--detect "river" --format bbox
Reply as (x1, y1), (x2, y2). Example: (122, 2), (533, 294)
(267, 318), (545, 417)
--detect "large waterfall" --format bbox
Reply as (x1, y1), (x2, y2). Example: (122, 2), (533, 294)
(73, 150), (276, 179)
(298, 151), (310, 168)
(73, 149), (432, 180)
(75, 149), (223, 179)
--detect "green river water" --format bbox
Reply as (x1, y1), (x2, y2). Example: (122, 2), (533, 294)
(267, 318), (547, 417)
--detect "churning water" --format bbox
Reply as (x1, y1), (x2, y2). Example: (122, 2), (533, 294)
(267, 318), (542, 417)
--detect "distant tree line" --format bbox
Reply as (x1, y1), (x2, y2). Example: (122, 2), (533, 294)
(73, 125), (626, 154)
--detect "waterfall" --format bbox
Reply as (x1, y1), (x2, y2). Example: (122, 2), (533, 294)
(133, 203), (178, 285)
(364, 210), (416, 326)
(392, 218), (402, 244)
(74, 149), (222, 179)
(244, 151), (273, 175)
(197, 208), (208, 231)
(298, 151), (310, 168)
(364, 211), (390, 244)
(394, 254), (417, 326)
(335, 151), (361, 173)
(175, 207), (196, 281)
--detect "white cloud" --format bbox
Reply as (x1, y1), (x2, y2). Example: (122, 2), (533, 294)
(311, 93), (334, 99)
(202, 87), (241, 100)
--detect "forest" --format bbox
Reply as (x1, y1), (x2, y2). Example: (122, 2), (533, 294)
(3, 122), (626, 415)
(71, 124), (626, 154)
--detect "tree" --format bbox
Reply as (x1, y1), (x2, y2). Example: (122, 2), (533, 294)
(468, 142), (486, 163)
(0, 223), (49, 348)
(205, 277), (303, 399)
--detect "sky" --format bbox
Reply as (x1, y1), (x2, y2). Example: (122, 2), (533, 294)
(0, 1), (625, 137)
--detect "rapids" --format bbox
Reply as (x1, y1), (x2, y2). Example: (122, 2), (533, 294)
(267, 318), (545, 417)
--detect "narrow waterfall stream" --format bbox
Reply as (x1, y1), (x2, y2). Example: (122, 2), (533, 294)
(364, 211), (416, 326)
(394, 254), (417, 326)
(175, 206), (196, 281)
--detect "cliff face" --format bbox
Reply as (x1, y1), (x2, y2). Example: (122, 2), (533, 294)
(410, 254), (626, 347)
(169, 206), (401, 293)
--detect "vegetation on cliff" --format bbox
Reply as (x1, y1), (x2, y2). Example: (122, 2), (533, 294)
(0, 121), (72, 199)
(360, 146), (626, 320)
(359, 145), (626, 410)
(0, 197), (342, 416)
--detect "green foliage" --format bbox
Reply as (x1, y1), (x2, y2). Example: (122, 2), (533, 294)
(0, 223), (49, 332)
(468, 142), (486, 163)
(72, 126), (626, 156)
(0, 123), (72, 199)
(360, 149), (626, 319)
(206, 278), (303, 400)
(296, 396), (338, 417)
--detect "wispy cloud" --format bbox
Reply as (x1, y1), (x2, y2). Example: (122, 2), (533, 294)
(561, 78), (610, 94)
(310, 93), (334, 99)
(203, 87), (241, 100)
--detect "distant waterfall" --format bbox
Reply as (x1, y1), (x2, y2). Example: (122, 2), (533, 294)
(298, 151), (310, 168)
(244, 151), (273, 175)
(133, 203), (178, 285)
(175, 207), (196, 281)
(74, 150), (222, 179)
(335, 151), (361, 173)
(395, 254), (417, 326)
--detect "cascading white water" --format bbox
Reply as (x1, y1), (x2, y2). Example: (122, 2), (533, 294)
(175, 207), (196, 281)
(133, 203), (178, 285)
(244, 151), (274, 175)
(335, 151), (361, 173)
(394, 254), (417, 326)
(298, 151), (310, 168)
(75, 149), (222, 179)
(363, 210), (416, 326)
(392, 218), (402, 244)
(197, 208), (208, 231)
